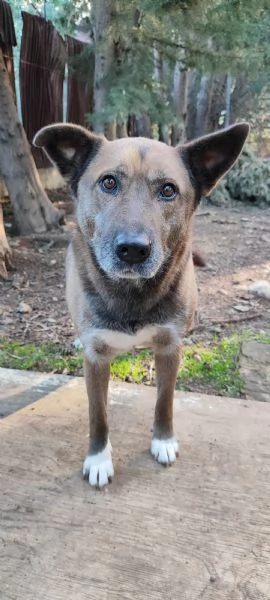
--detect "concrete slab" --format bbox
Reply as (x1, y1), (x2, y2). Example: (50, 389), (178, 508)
(0, 379), (270, 599)
(0, 367), (73, 418)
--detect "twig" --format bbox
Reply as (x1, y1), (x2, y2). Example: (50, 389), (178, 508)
(192, 312), (262, 332)
(196, 211), (212, 217)
(22, 232), (70, 244)
(211, 219), (237, 224)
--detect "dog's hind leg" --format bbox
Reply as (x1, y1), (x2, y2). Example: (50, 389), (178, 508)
(82, 357), (114, 488)
(151, 347), (181, 466)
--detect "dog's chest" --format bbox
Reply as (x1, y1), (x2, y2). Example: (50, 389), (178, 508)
(94, 324), (159, 352)
(82, 322), (180, 362)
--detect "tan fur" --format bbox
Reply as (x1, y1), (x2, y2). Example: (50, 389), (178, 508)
(34, 121), (250, 487)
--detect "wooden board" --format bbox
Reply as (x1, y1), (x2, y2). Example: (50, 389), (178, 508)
(0, 380), (270, 599)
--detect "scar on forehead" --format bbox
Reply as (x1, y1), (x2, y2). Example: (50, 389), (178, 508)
(138, 145), (150, 161)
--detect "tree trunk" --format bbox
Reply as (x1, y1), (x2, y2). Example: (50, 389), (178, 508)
(224, 74), (232, 127)
(92, 0), (116, 138)
(135, 112), (152, 138)
(195, 73), (212, 137)
(153, 48), (170, 143)
(185, 69), (199, 140)
(0, 48), (63, 235)
(116, 119), (128, 138)
(206, 75), (227, 133)
(0, 203), (13, 279)
(171, 62), (189, 145)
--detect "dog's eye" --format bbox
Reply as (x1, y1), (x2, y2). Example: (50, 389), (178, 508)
(159, 183), (177, 201)
(100, 175), (118, 193)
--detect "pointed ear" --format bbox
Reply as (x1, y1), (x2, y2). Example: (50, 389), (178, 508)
(33, 123), (103, 194)
(179, 123), (250, 198)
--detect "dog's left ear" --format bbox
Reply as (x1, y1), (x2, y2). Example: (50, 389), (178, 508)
(33, 123), (103, 193)
(179, 123), (250, 198)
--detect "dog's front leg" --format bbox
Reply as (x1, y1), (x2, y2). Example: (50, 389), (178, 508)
(151, 346), (181, 466)
(82, 357), (114, 488)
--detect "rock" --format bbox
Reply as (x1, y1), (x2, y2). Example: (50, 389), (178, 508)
(73, 338), (83, 350)
(233, 304), (250, 312)
(240, 341), (270, 402)
(17, 301), (31, 314)
(248, 280), (270, 300)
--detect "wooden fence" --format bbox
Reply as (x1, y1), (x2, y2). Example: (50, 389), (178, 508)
(0, 0), (92, 169)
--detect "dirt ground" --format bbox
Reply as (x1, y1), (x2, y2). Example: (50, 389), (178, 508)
(0, 191), (270, 348)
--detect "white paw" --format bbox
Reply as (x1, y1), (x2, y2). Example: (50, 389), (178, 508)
(83, 441), (114, 488)
(151, 437), (179, 465)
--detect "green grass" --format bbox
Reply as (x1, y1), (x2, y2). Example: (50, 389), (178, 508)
(178, 337), (242, 396)
(110, 350), (151, 383)
(0, 339), (83, 374)
(0, 331), (269, 397)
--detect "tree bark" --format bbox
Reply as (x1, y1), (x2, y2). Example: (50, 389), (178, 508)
(135, 112), (152, 138)
(92, 0), (116, 138)
(0, 48), (63, 235)
(0, 203), (13, 279)
(224, 74), (232, 127)
(206, 75), (227, 133)
(153, 47), (170, 143)
(171, 62), (189, 145)
(195, 73), (212, 137)
(116, 119), (128, 138)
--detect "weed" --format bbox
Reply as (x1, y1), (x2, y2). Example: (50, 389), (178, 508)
(1, 331), (269, 397)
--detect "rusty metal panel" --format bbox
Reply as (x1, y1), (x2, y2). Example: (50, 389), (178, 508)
(0, 0), (17, 98)
(0, 0), (16, 47)
(20, 12), (66, 168)
(66, 35), (93, 127)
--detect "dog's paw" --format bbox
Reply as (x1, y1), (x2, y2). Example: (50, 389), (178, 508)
(151, 437), (179, 466)
(83, 441), (114, 488)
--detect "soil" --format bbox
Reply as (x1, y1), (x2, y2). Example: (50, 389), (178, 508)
(0, 191), (270, 349)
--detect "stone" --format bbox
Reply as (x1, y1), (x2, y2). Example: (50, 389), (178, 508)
(240, 341), (270, 402)
(233, 304), (250, 312)
(248, 280), (270, 300)
(17, 301), (31, 314)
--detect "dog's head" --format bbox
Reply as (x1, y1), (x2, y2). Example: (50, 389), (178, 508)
(34, 123), (249, 281)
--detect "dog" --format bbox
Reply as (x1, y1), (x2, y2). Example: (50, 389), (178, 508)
(34, 122), (249, 488)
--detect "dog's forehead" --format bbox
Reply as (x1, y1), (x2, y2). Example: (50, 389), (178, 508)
(89, 137), (189, 184)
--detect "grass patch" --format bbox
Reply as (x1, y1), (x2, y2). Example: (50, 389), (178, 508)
(110, 350), (152, 383)
(241, 330), (270, 345)
(178, 337), (242, 397)
(0, 339), (83, 375)
(0, 331), (269, 396)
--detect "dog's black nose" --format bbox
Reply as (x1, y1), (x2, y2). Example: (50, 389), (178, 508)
(116, 233), (151, 265)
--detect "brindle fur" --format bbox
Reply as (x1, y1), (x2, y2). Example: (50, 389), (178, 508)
(34, 122), (249, 487)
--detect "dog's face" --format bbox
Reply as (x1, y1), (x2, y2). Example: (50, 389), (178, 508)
(34, 123), (249, 281)
(74, 137), (194, 280)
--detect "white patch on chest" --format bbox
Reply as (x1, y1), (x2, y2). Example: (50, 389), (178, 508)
(82, 325), (158, 362)
(81, 323), (179, 363)
(95, 325), (158, 351)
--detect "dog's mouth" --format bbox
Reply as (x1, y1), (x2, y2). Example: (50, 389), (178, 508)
(108, 262), (158, 281)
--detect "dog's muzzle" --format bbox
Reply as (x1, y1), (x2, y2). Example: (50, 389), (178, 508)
(115, 233), (151, 265)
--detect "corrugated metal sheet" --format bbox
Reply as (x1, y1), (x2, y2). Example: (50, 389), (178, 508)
(0, 0), (16, 47)
(20, 12), (66, 168)
(0, 0), (17, 98)
(66, 35), (93, 127)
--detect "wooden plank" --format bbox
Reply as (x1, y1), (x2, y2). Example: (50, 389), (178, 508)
(0, 380), (270, 599)
(0, 368), (74, 418)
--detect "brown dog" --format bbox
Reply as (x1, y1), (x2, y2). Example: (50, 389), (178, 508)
(34, 122), (249, 488)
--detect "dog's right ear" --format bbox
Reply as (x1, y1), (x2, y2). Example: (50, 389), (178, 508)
(33, 123), (103, 193)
